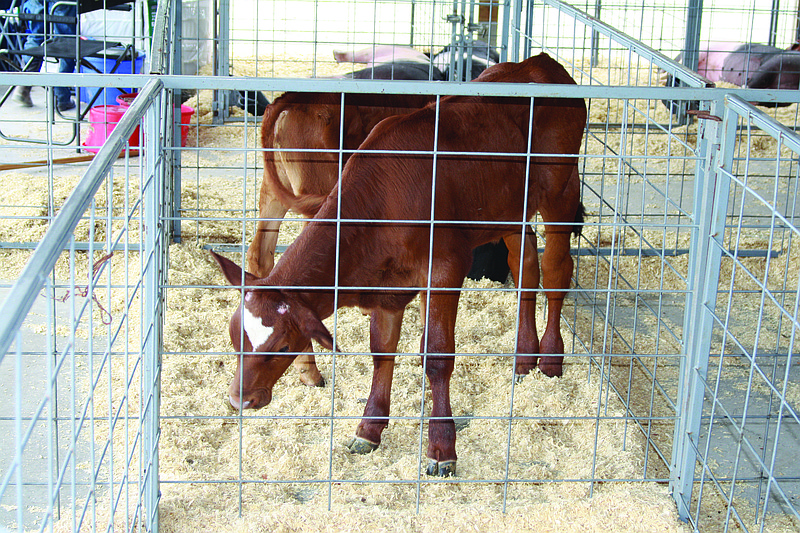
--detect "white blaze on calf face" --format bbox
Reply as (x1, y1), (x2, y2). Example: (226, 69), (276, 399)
(242, 303), (273, 350)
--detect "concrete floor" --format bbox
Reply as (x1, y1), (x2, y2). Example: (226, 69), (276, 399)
(0, 83), (94, 162)
(0, 287), (100, 532)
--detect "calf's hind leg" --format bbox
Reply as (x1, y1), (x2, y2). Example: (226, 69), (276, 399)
(539, 222), (573, 377)
(537, 221), (576, 378)
(294, 345), (325, 388)
(503, 229), (541, 378)
(246, 195), (288, 278)
(535, 164), (581, 377)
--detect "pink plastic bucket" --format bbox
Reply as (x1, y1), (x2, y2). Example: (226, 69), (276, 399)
(116, 92), (195, 146)
(177, 105), (195, 146)
(115, 92), (137, 106)
(83, 97), (196, 153)
(83, 105), (139, 154)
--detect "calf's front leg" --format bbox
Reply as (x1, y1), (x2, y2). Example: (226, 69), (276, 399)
(347, 308), (404, 454)
(420, 289), (459, 477)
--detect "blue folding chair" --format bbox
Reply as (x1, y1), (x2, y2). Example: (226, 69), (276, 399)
(0, 0), (135, 144)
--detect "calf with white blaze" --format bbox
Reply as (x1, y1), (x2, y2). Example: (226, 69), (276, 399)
(214, 52), (586, 476)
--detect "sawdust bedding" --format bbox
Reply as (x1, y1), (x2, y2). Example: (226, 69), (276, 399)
(156, 241), (691, 533)
(3, 53), (799, 533)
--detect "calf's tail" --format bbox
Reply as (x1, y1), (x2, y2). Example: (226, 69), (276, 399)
(262, 104), (330, 218)
(572, 202), (585, 237)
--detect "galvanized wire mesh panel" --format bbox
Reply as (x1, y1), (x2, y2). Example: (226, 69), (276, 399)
(165, 92), (690, 520)
(0, 81), (168, 532)
(673, 95), (800, 531)
(582, 0), (800, 59)
(163, 3), (799, 531)
(162, 6), (710, 530)
(224, 0), (512, 78)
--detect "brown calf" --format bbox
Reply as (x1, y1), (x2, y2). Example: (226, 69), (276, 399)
(214, 52), (586, 476)
(248, 91), (434, 276)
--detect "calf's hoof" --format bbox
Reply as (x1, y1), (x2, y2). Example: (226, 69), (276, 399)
(300, 374), (326, 387)
(346, 436), (379, 454)
(426, 459), (457, 477)
(538, 361), (563, 378)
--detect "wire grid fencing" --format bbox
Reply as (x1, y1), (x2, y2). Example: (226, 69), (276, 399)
(564, 0), (800, 58)
(199, 0), (520, 123)
(582, 0), (800, 51)
(169, 1), (799, 531)
(222, 0), (511, 74)
(534, 0), (800, 129)
(0, 78), (172, 532)
(1, 0), (799, 532)
(163, 0), (701, 525)
(672, 94), (800, 531)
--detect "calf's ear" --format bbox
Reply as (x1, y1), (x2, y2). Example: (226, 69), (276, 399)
(296, 305), (335, 351)
(309, 323), (334, 351)
(210, 251), (259, 287)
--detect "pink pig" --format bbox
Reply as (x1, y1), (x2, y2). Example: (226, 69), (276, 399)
(332, 45), (430, 66)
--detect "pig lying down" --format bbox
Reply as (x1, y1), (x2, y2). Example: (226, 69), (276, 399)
(662, 41), (800, 112)
(332, 43), (499, 81)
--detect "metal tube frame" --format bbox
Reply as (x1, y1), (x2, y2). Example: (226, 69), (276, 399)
(671, 93), (800, 525)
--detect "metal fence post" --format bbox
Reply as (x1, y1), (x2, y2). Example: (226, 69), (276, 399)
(678, 0), (703, 125)
(142, 88), (165, 533)
(510, 0), (523, 62)
(150, 0), (181, 243)
(172, 0), (183, 243)
(590, 0), (601, 66)
(670, 95), (736, 522)
(213, 0), (231, 123)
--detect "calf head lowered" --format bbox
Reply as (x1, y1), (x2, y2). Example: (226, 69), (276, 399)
(213, 251), (333, 410)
